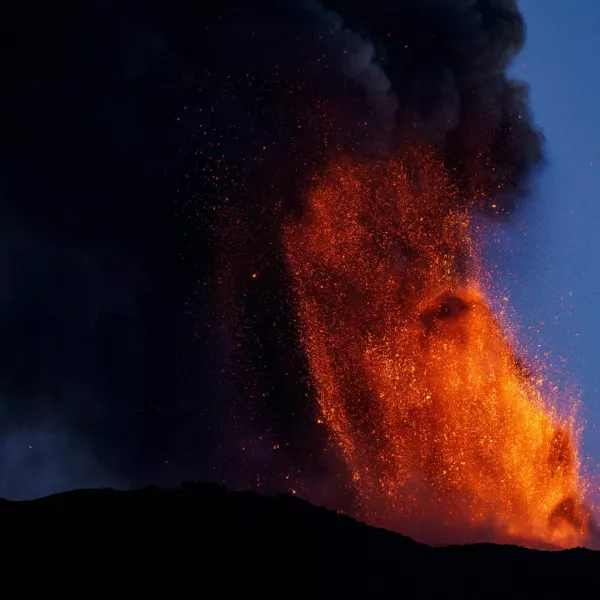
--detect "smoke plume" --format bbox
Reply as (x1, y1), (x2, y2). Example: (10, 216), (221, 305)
(177, 0), (542, 204)
(0, 0), (543, 499)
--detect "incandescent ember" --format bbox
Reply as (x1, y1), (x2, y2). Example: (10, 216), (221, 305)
(283, 148), (595, 549)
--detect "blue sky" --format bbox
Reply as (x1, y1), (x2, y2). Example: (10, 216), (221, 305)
(493, 1), (600, 483)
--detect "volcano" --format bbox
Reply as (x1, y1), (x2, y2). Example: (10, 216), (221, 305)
(2, 0), (596, 555)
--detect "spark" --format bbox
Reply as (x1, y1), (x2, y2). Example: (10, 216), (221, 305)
(283, 149), (593, 549)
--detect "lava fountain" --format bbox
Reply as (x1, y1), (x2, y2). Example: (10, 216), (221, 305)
(283, 148), (595, 549)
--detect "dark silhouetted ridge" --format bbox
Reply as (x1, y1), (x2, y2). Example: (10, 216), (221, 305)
(1, 483), (598, 597)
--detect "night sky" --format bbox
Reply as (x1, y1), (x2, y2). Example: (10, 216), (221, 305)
(1, 0), (597, 503)
(491, 0), (600, 493)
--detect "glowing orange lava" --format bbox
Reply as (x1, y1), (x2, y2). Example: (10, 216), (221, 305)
(283, 149), (594, 548)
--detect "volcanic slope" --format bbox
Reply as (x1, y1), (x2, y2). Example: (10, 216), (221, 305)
(1, 483), (598, 596)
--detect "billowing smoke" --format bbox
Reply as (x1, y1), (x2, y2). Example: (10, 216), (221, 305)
(0, 0), (543, 499)
(176, 0), (542, 204)
(323, 0), (544, 202)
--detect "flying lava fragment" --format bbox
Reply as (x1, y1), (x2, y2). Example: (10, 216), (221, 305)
(283, 150), (595, 548)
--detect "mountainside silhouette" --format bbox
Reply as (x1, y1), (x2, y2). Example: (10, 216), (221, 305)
(1, 483), (598, 597)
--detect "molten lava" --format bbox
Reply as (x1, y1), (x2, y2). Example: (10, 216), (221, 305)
(283, 150), (593, 548)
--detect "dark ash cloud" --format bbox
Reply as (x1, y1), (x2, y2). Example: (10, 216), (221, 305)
(0, 0), (541, 496)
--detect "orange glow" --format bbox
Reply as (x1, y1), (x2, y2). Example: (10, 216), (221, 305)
(283, 149), (594, 548)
